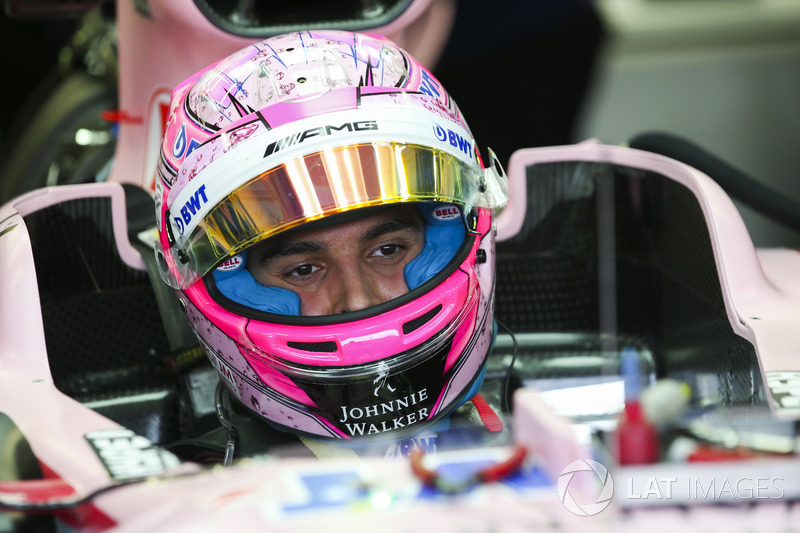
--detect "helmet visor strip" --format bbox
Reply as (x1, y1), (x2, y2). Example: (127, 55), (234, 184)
(159, 142), (507, 289)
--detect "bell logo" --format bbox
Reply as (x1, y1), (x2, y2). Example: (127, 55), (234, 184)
(433, 205), (460, 221)
(216, 255), (244, 272)
(557, 459), (614, 517)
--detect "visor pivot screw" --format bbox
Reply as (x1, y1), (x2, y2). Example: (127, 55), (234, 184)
(178, 250), (190, 264)
(476, 249), (487, 264)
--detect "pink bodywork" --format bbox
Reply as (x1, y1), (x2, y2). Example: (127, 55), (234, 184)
(501, 141), (800, 419)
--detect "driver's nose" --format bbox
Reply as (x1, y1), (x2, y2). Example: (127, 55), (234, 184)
(331, 263), (384, 314)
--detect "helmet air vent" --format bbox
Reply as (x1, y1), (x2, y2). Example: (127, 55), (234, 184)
(287, 341), (338, 353)
(402, 305), (443, 335)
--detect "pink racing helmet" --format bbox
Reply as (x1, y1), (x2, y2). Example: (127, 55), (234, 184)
(154, 30), (507, 441)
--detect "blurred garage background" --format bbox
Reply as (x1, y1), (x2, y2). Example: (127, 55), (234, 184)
(577, 0), (800, 248)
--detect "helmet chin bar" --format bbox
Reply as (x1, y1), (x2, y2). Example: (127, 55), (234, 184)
(237, 299), (495, 443)
(173, 206), (495, 440)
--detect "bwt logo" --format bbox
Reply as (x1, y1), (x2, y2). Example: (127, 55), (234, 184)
(172, 184), (208, 236)
(433, 124), (473, 159)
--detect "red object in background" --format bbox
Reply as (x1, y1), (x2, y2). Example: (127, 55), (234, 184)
(616, 400), (659, 465)
(685, 444), (786, 462)
(101, 110), (144, 124)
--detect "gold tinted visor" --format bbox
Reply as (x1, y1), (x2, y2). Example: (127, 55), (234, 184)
(159, 142), (507, 289)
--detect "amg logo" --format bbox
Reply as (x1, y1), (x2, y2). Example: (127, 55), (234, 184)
(264, 120), (378, 157)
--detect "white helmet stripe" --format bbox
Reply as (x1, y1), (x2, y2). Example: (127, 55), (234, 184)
(167, 104), (477, 242)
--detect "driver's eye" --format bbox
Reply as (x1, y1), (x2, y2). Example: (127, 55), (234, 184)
(295, 265), (314, 276)
(288, 264), (320, 280)
(379, 244), (399, 256)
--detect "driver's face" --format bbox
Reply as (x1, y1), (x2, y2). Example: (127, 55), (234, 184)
(247, 206), (425, 316)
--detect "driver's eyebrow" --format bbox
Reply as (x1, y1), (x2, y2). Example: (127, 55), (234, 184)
(257, 215), (420, 266)
(359, 217), (420, 244)
(260, 240), (326, 263)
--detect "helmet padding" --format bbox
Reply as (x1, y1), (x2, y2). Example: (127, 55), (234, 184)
(213, 250), (302, 315)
